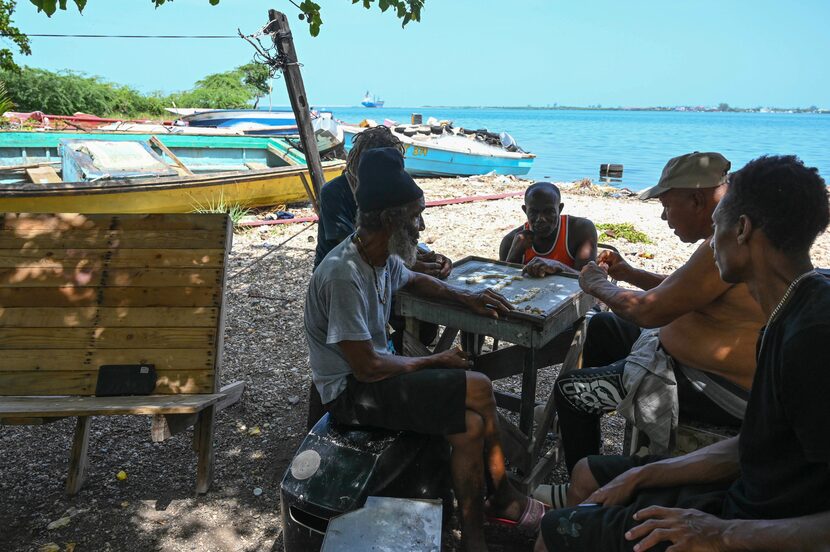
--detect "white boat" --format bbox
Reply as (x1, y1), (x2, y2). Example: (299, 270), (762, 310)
(341, 122), (534, 177)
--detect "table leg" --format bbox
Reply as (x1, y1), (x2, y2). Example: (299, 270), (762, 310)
(519, 346), (537, 449)
(519, 347), (536, 473)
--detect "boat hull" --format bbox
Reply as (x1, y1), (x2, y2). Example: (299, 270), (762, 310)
(342, 128), (533, 177)
(0, 131), (344, 213)
(0, 164), (344, 214)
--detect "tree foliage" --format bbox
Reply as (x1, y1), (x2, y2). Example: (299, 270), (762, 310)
(0, 64), (269, 116)
(171, 64), (270, 109)
(1, 0), (32, 72)
(28, 0), (424, 37)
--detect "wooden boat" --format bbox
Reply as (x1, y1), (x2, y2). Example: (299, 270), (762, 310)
(341, 124), (534, 177)
(179, 108), (334, 136)
(0, 131), (344, 213)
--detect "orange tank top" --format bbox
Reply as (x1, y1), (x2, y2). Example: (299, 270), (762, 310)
(522, 215), (575, 267)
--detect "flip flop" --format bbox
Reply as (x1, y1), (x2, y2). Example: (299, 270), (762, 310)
(485, 497), (547, 535)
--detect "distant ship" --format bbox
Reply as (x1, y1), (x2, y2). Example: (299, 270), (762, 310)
(361, 91), (385, 108)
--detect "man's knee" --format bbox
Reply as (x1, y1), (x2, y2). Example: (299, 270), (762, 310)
(568, 458), (599, 505)
(465, 371), (495, 404)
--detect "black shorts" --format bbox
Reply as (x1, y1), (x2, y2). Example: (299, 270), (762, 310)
(540, 455), (731, 552)
(326, 369), (467, 435)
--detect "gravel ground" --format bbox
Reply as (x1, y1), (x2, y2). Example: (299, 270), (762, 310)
(3, 175), (829, 552)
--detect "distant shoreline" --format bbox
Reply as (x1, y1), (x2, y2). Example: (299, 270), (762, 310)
(416, 105), (829, 114)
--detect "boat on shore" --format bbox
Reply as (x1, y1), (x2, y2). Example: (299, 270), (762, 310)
(179, 108), (334, 136)
(341, 123), (534, 177)
(0, 131), (344, 213)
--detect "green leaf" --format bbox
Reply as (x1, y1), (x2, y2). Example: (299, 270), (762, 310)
(362, 0), (370, 8)
(378, 0), (390, 12)
(31, 0), (58, 16)
(401, 12), (411, 27)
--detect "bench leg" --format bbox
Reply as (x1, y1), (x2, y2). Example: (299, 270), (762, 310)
(66, 416), (91, 495)
(194, 405), (216, 494)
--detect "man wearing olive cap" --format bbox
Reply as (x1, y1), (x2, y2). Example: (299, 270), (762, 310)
(304, 148), (545, 551)
(536, 152), (766, 509)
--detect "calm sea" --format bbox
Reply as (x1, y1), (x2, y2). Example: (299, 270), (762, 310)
(319, 107), (830, 191)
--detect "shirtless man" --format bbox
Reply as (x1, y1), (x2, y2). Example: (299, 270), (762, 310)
(544, 152), (766, 506)
(499, 182), (597, 275)
(535, 154), (830, 552)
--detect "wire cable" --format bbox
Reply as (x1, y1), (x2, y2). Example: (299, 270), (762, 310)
(0, 32), (239, 39)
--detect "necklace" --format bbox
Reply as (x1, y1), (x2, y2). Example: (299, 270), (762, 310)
(353, 233), (387, 305)
(758, 269), (815, 358)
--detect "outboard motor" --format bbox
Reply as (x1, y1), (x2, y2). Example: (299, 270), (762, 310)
(280, 413), (451, 551)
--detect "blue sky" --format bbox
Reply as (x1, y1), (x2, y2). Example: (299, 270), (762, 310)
(8, 0), (830, 108)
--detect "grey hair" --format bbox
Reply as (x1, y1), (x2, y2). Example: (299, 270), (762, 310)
(356, 205), (410, 232)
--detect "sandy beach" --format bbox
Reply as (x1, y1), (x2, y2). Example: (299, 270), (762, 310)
(3, 176), (829, 552)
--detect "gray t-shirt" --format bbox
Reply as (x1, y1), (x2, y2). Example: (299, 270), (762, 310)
(304, 237), (413, 403)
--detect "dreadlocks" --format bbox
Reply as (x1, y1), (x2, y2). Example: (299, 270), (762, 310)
(345, 126), (405, 192)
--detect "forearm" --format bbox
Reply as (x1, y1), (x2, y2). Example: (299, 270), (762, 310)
(404, 273), (473, 306)
(355, 351), (445, 382)
(587, 279), (657, 327)
(622, 267), (667, 291)
(505, 242), (525, 264)
(633, 437), (741, 490)
(722, 513), (830, 552)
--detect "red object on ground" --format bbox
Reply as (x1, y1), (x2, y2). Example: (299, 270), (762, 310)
(238, 190), (525, 227)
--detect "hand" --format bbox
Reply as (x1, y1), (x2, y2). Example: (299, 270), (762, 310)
(435, 253), (453, 280)
(579, 261), (610, 295)
(582, 469), (639, 507)
(463, 288), (514, 319)
(523, 257), (575, 278)
(411, 254), (443, 278)
(597, 250), (632, 281)
(435, 346), (474, 369)
(626, 507), (730, 552)
(512, 229), (534, 250)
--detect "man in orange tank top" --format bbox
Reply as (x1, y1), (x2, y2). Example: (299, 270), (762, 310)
(499, 182), (598, 275)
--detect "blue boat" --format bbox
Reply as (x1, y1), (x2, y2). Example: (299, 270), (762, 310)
(342, 125), (534, 177)
(361, 91), (385, 108)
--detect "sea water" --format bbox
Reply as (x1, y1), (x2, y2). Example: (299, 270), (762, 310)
(320, 107), (829, 191)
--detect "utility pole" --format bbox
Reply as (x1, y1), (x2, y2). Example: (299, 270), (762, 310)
(266, 9), (324, 215)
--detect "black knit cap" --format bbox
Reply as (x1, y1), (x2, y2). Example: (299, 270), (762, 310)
(355, 147), (424, 212)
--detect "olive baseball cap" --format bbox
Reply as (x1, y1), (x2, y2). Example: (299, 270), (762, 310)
(639, 152), (731, 200)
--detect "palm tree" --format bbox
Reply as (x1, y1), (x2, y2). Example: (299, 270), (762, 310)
(0, 80), (14, 115)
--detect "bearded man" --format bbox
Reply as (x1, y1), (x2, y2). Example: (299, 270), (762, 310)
(304, 148), (545, 551)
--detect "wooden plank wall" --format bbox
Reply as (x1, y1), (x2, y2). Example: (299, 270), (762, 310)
(0, 213), (230, 396)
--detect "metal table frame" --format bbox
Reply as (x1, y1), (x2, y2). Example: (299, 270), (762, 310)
(397, 256), (595, 491)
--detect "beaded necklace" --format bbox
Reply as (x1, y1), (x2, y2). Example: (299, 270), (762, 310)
(353, 233), (387, 305)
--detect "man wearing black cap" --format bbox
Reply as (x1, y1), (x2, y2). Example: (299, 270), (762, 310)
(305, 148), (546, 551)
(540, 152), (767, 508)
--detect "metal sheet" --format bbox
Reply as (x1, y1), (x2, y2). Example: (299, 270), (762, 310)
(321, 496), (442, 552)
(447, 256), (584, 319)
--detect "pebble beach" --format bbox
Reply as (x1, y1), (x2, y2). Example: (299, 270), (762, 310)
(3, 176), (830, 552)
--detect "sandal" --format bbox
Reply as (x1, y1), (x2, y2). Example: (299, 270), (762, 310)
(485, 497), (547, 535)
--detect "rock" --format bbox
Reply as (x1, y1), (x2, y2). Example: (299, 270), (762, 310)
(46, 516), (71, 530)
(253, 487), (263, 496)
(116, 470), (127, 481)
(287, 396), (300, 405)
(247, 426), (261, 436)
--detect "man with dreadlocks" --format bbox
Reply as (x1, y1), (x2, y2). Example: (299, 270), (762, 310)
(313, 125), (452, 277)
(306, 148), (547, 551)
(307, 125), (452, 429)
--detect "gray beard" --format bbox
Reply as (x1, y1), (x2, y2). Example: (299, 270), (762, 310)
(388, 226), (418, 266)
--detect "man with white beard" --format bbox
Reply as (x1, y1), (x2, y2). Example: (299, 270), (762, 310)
(304, 148), (547, 551)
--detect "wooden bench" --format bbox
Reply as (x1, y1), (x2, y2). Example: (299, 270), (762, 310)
(0, 213), (244, 495)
